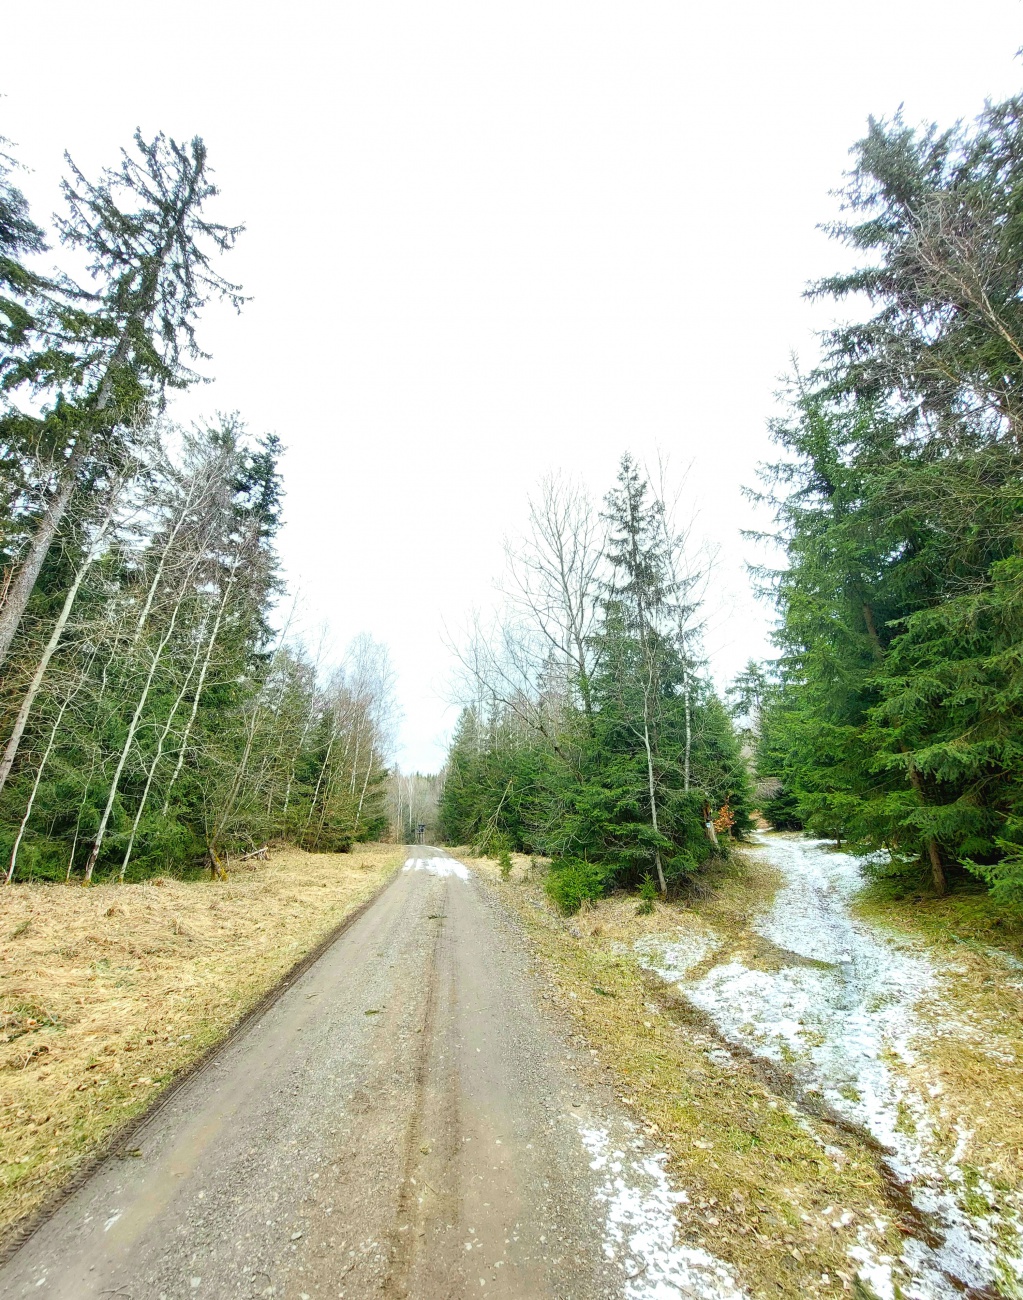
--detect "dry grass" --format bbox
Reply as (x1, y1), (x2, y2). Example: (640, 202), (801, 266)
(855, 889), (1023, 1206)
(0, 842), (402, 1241)
(465, 850), (905, 1300)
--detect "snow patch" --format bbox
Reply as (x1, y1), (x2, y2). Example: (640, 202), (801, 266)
(634, 926), (720, 979)
(578, 1123), (746, 1300)
(636, 835), (1023, 1298)
(402, 856), (470, 880)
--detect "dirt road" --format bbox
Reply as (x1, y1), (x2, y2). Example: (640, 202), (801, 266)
(0, 853), (735, 1300)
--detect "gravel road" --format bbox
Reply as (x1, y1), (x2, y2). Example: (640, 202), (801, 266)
(0, 853), (732, 1300)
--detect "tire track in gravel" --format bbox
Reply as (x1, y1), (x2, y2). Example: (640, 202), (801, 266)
(381, 888), (446, 1297)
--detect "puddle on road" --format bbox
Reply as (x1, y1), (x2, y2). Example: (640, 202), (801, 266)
(636, 835), (1023, 1300)
(402, 857), (470, 881)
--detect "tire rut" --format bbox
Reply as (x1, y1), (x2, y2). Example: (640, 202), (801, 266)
(380, 889), (447, 1297)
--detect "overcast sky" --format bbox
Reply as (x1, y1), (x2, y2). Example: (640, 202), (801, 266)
(3, 2), (1022, 770)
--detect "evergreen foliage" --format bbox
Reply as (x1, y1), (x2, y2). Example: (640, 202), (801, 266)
(755, 92), (1023, 903)
(439, 460), (753, 910)
(0, 127), (393, 882)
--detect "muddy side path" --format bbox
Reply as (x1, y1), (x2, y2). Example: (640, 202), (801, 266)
(0, 853), (729, 1300)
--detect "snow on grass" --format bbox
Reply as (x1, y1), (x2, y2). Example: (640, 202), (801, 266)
(578, 1122), (746, 1300)
(636, 835), (1023, 1299)
(402, 856), (470, 880)
(633, 925), (721, 979)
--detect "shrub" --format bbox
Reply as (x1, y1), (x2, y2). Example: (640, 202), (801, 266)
(636, 872), (657, 915)
(498, 847), (512, 880)
(544, 859), (608, 914)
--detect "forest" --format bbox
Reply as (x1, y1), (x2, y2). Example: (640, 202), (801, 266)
(438, 460), (754, 912)
(6, 92), (1023, 913)
(0, 130), (393, 881)
(754, 92), (1023, 905)
(438, 89), (1023, 920)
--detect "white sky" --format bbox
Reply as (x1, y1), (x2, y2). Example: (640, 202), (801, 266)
(3, 2), (1022, 771)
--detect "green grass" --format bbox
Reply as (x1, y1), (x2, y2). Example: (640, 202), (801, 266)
(855, 876), (1023, 962)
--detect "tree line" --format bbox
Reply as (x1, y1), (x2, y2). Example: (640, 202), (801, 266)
(0, 129), (392, 881)
(754, 91), (1023, 904)
(439, 462), (753, 911)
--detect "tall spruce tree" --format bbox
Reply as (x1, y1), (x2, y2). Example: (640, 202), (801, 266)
(0, 131), (244, 668)
(756, 92), (1023, 903)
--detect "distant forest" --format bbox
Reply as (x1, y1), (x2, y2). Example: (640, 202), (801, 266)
(0, 130), (392, 881)
(439, 89), (1023, 915)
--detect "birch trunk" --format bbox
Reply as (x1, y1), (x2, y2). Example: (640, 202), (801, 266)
(0, 499), (119, 799)
(84, 557), (199, 882)
(356, 749), (373, 821)
(682, 664), (692, 794)
(161, 554), (240, 813)
(130, 469), (210, 646)
(641, 700), (667, 895)
(6, 693), (73, 883)
(119, 617), (208, 878)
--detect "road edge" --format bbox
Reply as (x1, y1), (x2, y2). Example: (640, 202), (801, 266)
(0, 860), (404, 1265)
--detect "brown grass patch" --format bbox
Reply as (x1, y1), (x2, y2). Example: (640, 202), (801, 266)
(464, 849), (904, 1299)
(855, 891), (1023, 1209)
(0, 843), (401, 1242)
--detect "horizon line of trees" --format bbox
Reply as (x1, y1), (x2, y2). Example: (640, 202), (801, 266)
(0, 128), (393, 881)
(752, 89), (1023, 906)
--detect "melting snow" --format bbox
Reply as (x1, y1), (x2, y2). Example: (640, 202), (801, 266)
(578, 1123), (746, 1300)
(636, 835), (1023, 1299)
(402, 856), (470, 880)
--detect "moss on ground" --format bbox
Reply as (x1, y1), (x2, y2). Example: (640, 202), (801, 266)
(855, 877), (1023, 963)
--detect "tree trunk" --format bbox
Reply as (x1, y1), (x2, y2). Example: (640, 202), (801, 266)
(0, 314), (141, 669)
(641, 712), (667, 895)
(84, 557), (197, 882)
(0, 499), (118, 800)
(906, 763), (947, 895)
(862, 602), (885, 659)
(0, 460), (81, 668)
(119, 619), (207, 878)
(161, 554), (240, 814)
(6, 694), (73, 883)
(682, 663), (692, 793)
(356, 748), (373, 821)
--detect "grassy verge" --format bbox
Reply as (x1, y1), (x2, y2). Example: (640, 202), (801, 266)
(464, 849), (904, 1300)
(854, 881), (1023, 1214)
(0, 843), (402, 1245)
(855, 876), (1023, 962)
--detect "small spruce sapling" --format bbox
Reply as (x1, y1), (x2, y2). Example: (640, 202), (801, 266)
(498, 847), (513, 880)
(636, 873), (658, 915)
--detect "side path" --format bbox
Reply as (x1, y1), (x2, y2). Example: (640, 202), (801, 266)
(0, 852), (743, 1300)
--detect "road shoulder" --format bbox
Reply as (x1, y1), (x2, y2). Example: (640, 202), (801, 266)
(0, 842), (403, 1254)
(464, 849), (906, 1300)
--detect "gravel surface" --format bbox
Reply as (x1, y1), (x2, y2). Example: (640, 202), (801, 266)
(0, 852), (722, 1300)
